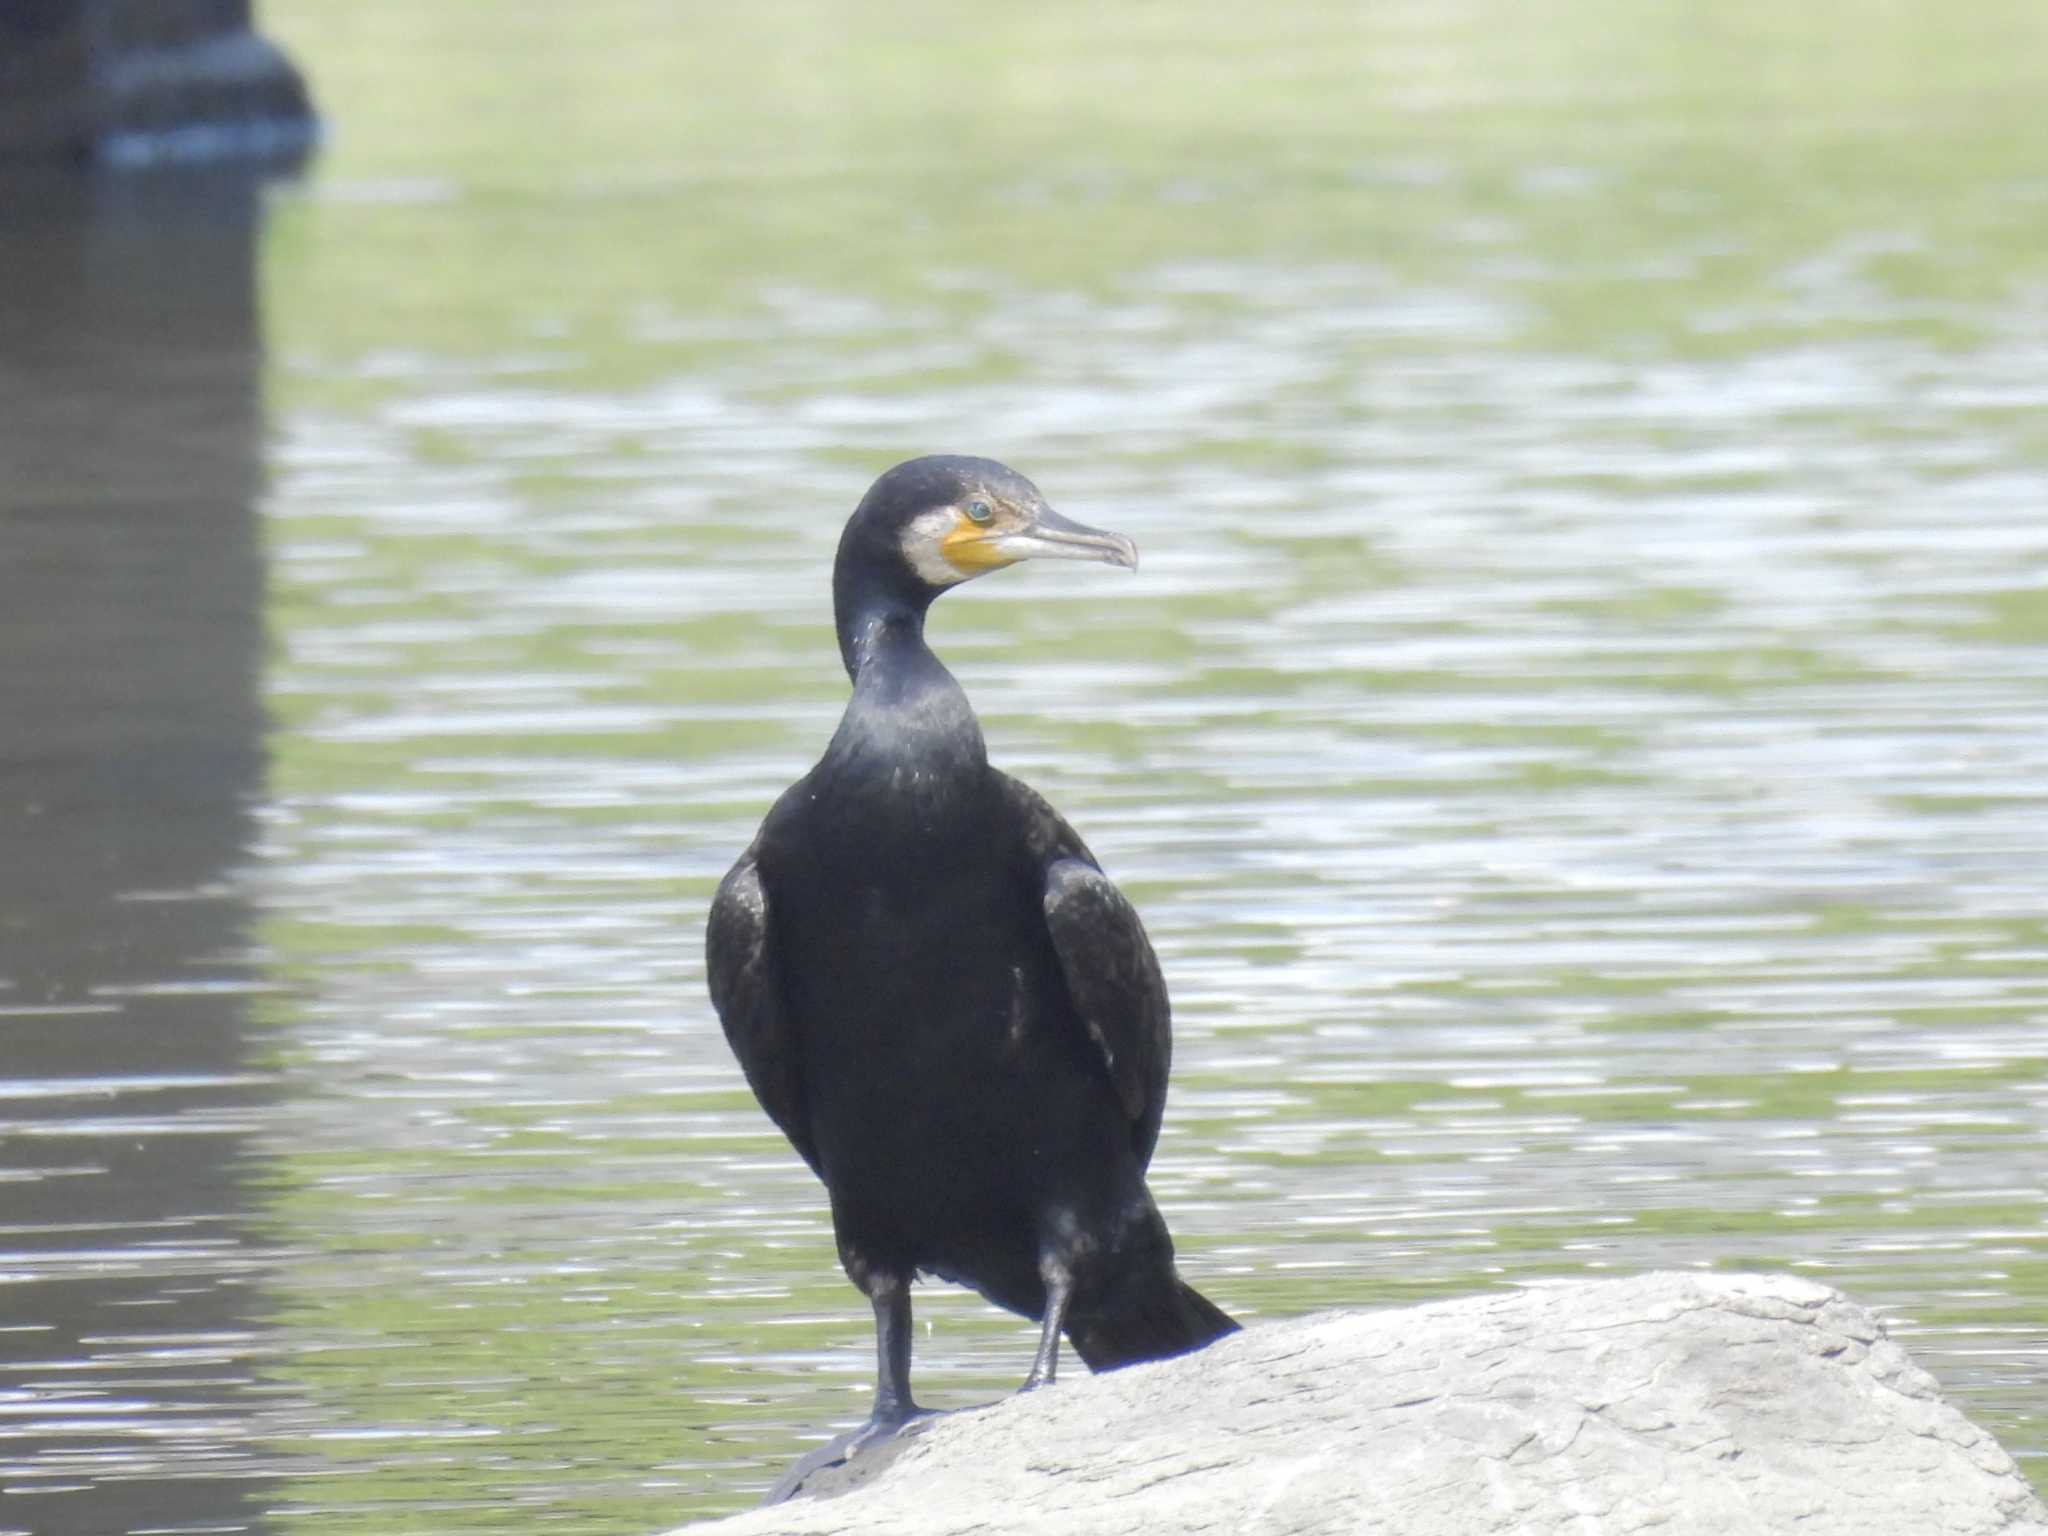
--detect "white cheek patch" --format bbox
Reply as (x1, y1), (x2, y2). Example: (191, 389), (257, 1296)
(901, 508), (970, 587)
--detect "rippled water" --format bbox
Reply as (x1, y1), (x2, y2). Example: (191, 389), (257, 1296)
(4, 2), (2047, 1531)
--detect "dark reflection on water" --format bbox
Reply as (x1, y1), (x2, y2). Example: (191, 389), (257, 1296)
(0, 169), (278, 1536)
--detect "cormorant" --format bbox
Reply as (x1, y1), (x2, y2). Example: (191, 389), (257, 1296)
(707, 455), (1235, 1465)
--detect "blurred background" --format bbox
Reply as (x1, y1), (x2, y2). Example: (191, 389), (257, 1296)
(2, 1), (2046, 1531)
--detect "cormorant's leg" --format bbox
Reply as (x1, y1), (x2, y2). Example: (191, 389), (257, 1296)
(869, 1272), (920, 1424)
(763, 1269), (934, 1504)
(1020, 1258), (1074, 1391)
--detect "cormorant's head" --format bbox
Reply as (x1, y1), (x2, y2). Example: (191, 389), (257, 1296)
(840, 455), (1138, 606)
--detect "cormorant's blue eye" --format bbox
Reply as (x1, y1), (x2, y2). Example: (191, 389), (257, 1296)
(966, 499), (994, 523)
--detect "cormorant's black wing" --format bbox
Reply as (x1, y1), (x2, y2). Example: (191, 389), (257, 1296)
(705, 847), (819, 1175)
(996, 772), (1172, 1168)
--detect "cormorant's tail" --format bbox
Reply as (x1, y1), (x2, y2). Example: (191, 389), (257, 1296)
(1069, 1277), (1239, 1372)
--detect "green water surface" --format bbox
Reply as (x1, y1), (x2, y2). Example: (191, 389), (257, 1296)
(242, 2), (2048, 1527)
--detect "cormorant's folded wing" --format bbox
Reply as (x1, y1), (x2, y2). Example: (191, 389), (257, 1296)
(705, 850), (819, 1175)
(998, 773), (1172, 1168)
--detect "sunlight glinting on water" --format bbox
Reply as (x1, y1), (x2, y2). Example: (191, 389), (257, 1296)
(248, 263), (2048, 1515)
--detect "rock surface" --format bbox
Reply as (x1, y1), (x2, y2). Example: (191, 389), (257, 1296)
(680, 1271), (2048, 1536)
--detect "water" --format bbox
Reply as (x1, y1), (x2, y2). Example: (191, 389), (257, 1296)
(3, 2), (2046, 1530)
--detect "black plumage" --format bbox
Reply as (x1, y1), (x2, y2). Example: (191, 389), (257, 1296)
(707, 455), (1235, 1461)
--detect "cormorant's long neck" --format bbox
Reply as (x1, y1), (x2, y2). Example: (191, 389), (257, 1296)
(834, 529), (963, 690)
(838, 600), (935, 689)
(829, 551), (985, 775)
(834, 535), (935, 683)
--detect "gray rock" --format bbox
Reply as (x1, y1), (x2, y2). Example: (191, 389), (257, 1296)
(679, 1271), (2048, 1536)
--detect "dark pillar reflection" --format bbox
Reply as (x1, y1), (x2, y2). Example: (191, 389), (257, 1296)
(0, 1), (315, 165)
(0, 166), (278, 1535)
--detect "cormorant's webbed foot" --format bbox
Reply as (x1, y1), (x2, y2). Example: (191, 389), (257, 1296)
(762, 1404), (942, 1504)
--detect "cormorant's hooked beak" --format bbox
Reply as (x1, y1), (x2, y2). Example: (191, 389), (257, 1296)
(943, 505), (1138, 575)
(1010, 506), (1139, 570)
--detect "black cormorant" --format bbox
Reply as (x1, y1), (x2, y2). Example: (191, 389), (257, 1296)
(707, 455), (1236, 1464)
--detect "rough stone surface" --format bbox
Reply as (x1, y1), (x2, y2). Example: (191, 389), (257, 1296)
(679, 1271), (2048, 1536)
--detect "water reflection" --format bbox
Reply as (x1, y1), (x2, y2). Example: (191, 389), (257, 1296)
(0, 168), (277, 1534)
